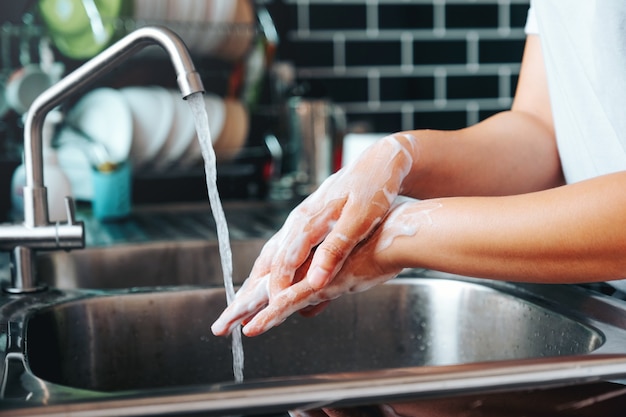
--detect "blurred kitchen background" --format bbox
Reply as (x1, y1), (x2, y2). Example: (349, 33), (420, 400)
(0, 0), (530, 223)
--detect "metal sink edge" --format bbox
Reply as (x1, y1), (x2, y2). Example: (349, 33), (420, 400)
(3, 274), (626, 416)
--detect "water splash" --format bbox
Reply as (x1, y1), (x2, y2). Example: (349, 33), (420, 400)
(187, 92), (244, 382)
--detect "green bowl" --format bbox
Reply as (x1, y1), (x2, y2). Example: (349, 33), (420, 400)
(39, 0), (130, 59)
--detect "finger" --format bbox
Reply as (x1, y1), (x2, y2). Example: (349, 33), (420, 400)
(242, 282), (318, 337)
(211, 275), (270, 336)
(295, 253), (329, 317)
(270, 197), (346, 295)
(307, 192), (390, 289)
(246, 228), (285, 280)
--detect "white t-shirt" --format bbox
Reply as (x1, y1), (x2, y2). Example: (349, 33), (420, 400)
(526, 1), (626, 290)
(525, 1), (626, 184)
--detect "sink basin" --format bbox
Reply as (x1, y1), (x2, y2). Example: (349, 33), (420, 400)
(25, 278), (603, 392)
(35, 202), (292, 289)
(36, 239), (266, 288)
(4, 273), (626, 416)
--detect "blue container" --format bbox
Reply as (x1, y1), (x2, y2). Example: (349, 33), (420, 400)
(92, 162), (131, 221)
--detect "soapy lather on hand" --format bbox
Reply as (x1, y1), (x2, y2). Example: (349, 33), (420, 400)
(213, 28), (626, 339)
(211, 134), (419, 336)
(211, 194), (443, 337)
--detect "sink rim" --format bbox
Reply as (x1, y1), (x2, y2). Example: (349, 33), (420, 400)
(4, 273), (626, 416)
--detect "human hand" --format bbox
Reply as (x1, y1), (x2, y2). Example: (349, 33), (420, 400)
(234, 132), (417, 298)
(211, 198), (432, 337)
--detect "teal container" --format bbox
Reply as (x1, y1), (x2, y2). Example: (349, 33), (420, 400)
(92, 162), (131, 221)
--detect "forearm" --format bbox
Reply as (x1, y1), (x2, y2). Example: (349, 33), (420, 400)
(398, 110), (564, 199)
(382, 172), (626, 283)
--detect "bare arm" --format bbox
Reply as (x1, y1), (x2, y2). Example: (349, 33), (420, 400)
(306, 34), (564, 286)
(383, 174), (626, 283)
(213, 35), (626, 337)
(377, 36), (626, 283)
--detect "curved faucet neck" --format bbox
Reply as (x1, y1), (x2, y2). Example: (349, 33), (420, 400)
(22, 26), (205, 227)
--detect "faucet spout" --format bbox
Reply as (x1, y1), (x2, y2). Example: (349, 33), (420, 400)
(23, 26), (205, 227)
(5, 26), (204, 293)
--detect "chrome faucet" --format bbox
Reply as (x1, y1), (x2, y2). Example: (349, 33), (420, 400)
(1, 26), (205, 293)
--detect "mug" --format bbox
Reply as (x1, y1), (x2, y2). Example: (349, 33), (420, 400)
(4, 64), (54, 114)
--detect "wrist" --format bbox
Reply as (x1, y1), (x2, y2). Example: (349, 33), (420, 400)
(374, 198), (443, 271)
(381, 131), (422, 195)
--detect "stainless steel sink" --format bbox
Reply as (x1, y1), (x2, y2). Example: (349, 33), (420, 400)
(37, 239), (266, 288)
(24, 279), (602, 392)
(4, 272), (626, 416)
(35, 202), (292, 288)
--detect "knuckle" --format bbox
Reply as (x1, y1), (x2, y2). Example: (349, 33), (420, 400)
(319, 239), (350, 263)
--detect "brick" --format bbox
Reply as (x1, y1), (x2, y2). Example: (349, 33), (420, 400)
(510, 4), (531, 28)
(511, 73), (520, 96)
(380, 76), (435, 101)
(479, 39), (525, 64)
(282, 41), (334, 67)
(309, 4), (367, 31)
(347, 111), (402, 134)
(346, 41), (401, 66)
(414, 40), (466, 65)
(378, 4), (433, 30)
(446, 4), (499, 29)
(448, 75), (499, 99)
(479, 109), (502, 121)
(300, 77), (369, 103)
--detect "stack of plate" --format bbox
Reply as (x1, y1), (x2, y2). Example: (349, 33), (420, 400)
(120, 86), (227, 172)
(56, 87), (237, 201)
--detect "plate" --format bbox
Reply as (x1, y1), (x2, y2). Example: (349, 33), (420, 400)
(56, 127), (95, 200)
(177, 93), (226, 170)
(121, 86), (174, 171)
(150, 89), (197, 171)
(66, 87), (133, 165)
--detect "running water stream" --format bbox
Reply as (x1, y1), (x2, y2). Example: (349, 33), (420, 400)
(187, 92), (244, 382)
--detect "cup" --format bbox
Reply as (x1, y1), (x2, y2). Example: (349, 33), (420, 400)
(91, 161), (132, 221)
(4, 64), (54, 114)
(282, 97), (346, 195)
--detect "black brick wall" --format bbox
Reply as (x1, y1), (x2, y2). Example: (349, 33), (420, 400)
(258, 0), (530, 132)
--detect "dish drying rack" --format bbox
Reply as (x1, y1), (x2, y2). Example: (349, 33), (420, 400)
(1, 6), (281, 203)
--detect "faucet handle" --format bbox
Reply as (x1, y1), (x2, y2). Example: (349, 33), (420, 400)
(64, 196), (78, 225)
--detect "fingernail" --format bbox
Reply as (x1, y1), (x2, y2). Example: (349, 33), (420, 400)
(210, 321), (223, 336)
(308, 266), (329, 288)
